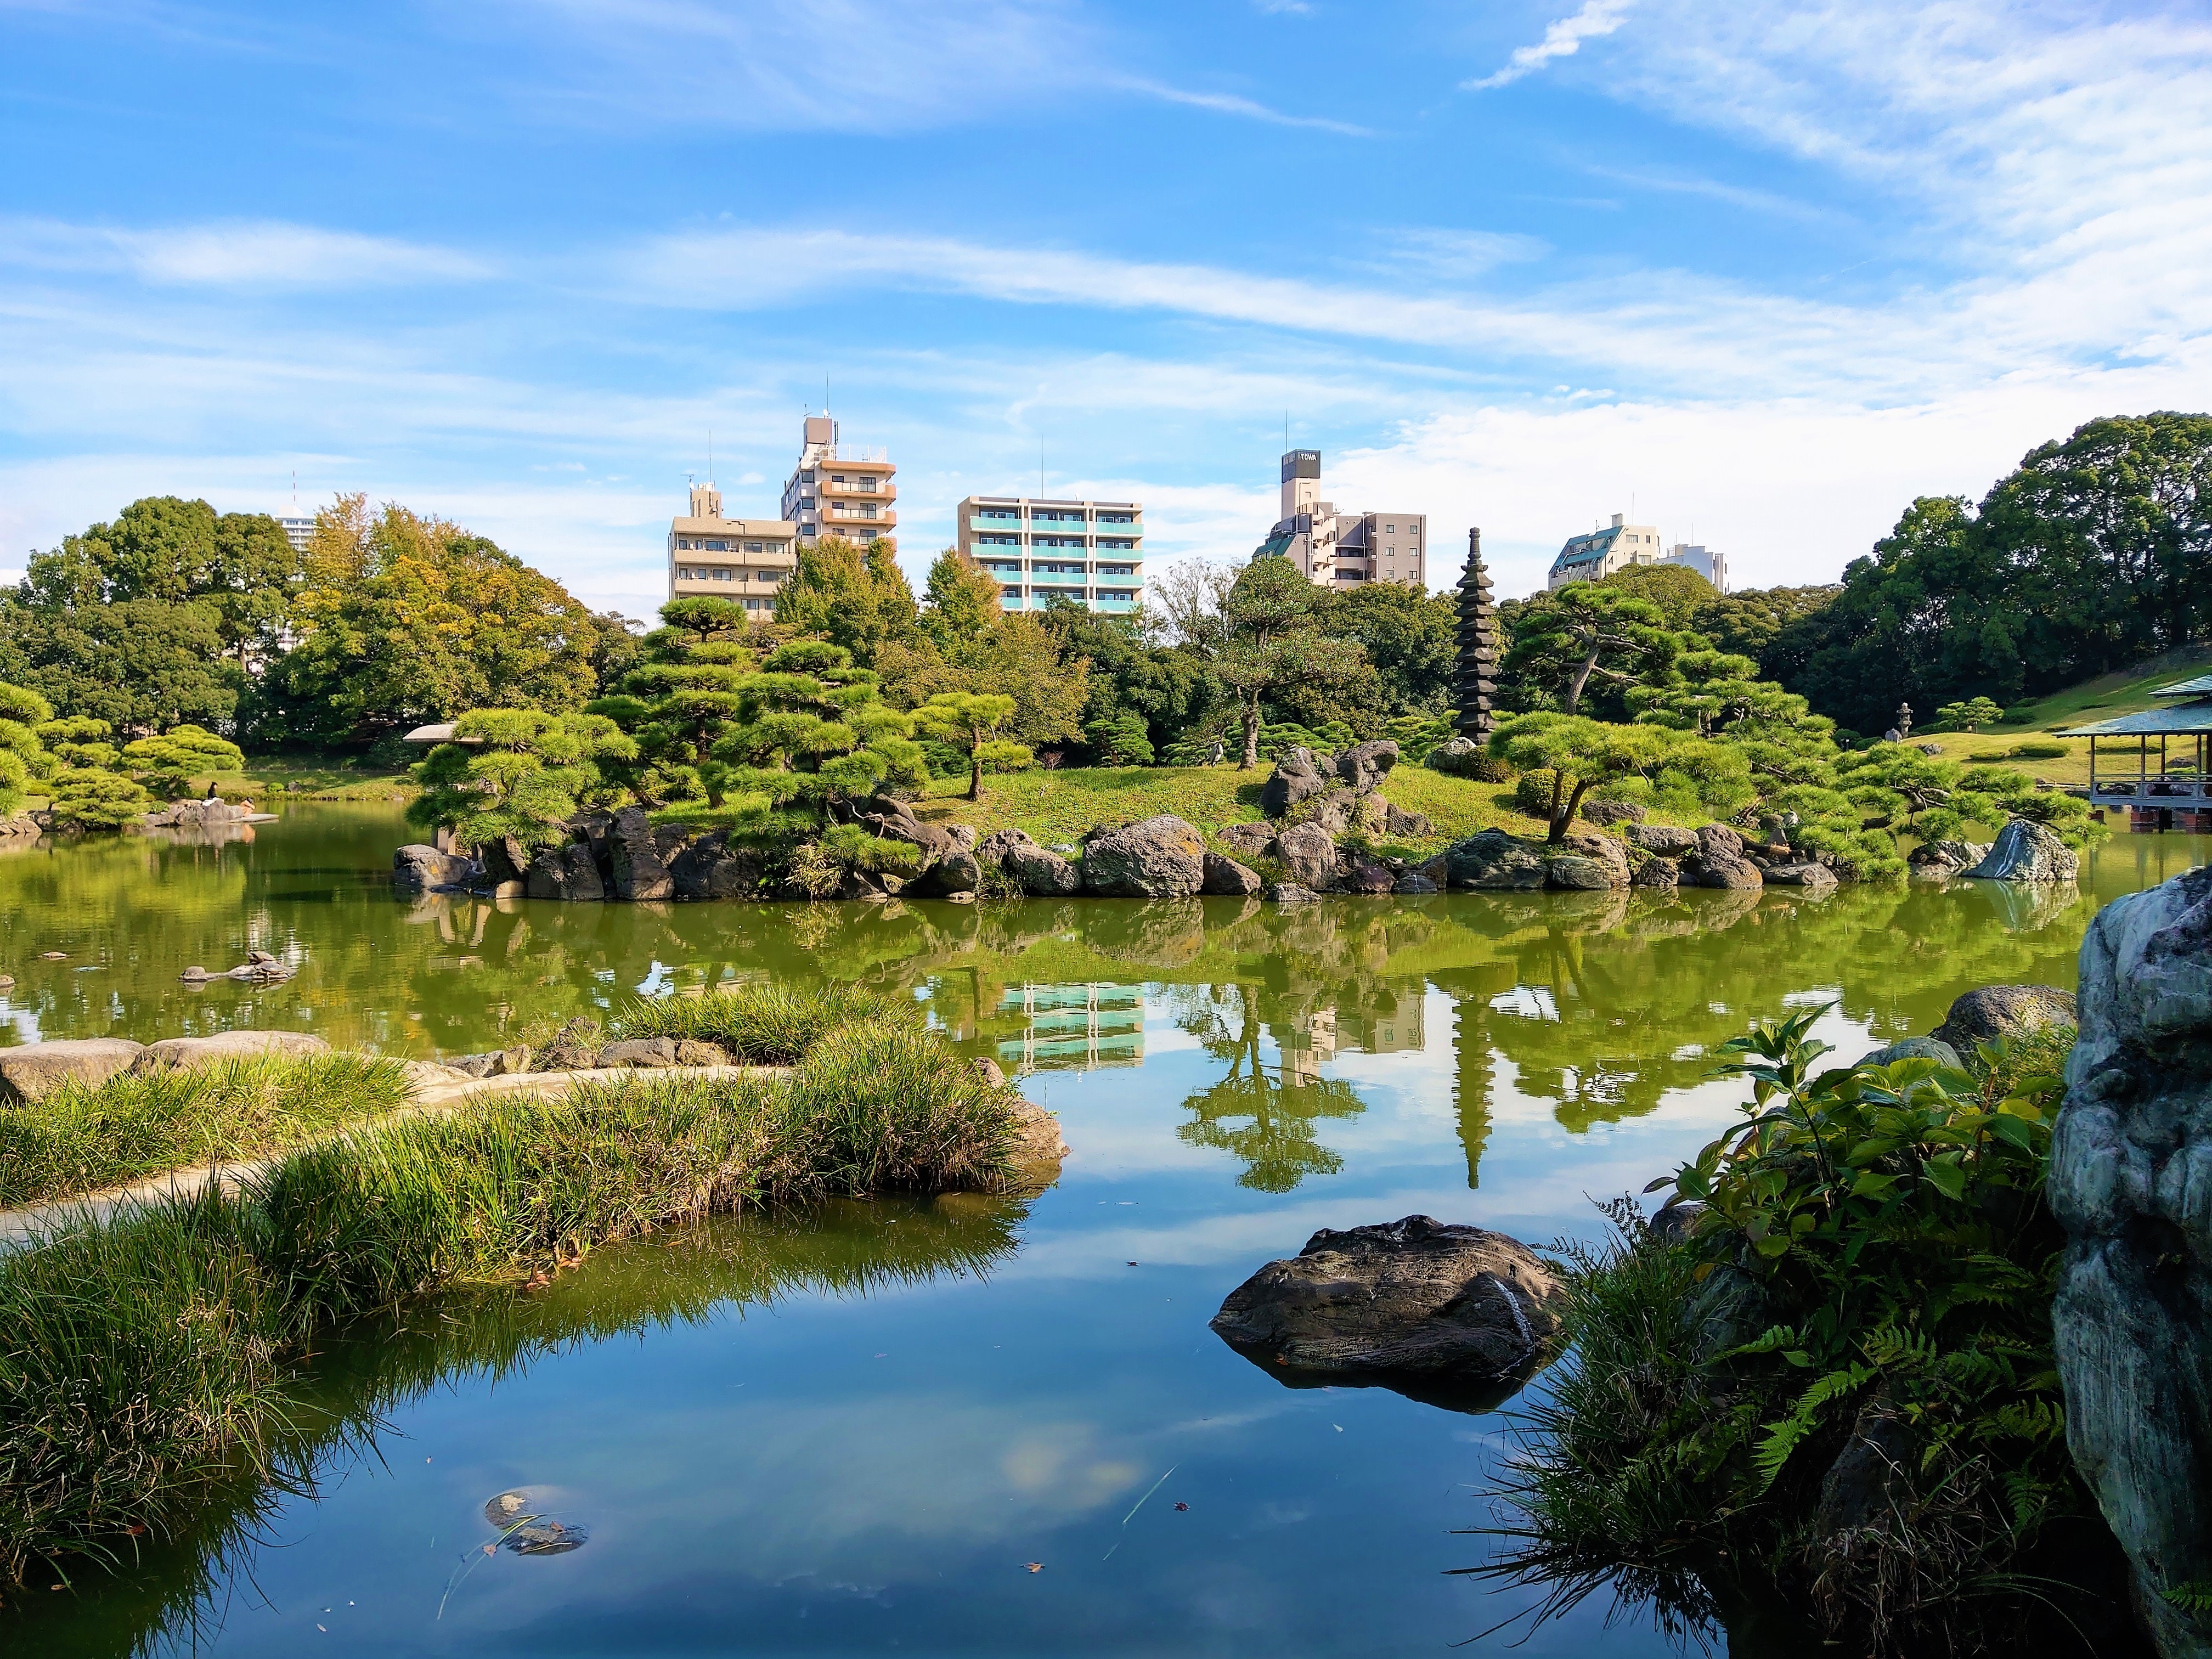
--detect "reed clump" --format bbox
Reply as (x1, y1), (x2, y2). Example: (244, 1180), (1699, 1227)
(605, 981), (912, 1062)
(0, 1009), (1024, 1590)
(0, 1054), (415, 1208)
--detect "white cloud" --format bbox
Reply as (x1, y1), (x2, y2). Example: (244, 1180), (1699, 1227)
(1465, 0), (1633, 91)
(1116, 78), (1373, 137)
(0, 218), (492, 288)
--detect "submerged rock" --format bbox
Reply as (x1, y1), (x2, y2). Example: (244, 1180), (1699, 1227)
(1211, 1216), (1562, 1408)
(1964, 817), (2079, 883)
(2051, 866), (2212, 1655)
(0, 1036), (146, 1103)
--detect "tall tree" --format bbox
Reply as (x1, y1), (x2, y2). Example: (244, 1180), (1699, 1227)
(1500, 584), (1686, 716)
(919, 547), (1006, 648)
(1214, 559), (1365, 767)
(774, 534), (919, 664)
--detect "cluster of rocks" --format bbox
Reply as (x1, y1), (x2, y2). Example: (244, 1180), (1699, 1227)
(143, 798), (272, 830)
(0, 1028), (332, 1104)
(179, 950), (294, 984)
(439, 1030), (737, 1079)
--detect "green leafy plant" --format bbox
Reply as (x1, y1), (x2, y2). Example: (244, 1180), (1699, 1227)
(121, 725), (246, 798)
(45, 766), (157, 830)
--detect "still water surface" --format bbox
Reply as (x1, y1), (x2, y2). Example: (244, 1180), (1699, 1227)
(1, 806), (2201, 1657)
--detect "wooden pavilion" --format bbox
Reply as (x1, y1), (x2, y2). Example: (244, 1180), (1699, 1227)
(2061, 675), (2212, 832)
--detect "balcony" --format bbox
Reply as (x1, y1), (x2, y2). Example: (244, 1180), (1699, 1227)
(821, 476), (895, 501)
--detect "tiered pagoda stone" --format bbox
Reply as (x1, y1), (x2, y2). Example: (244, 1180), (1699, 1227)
(1454, 528), (1499, 741)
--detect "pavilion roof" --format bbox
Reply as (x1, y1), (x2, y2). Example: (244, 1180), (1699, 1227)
(2152, 674), (2212, 697)
(2059, 701), (2212, 737)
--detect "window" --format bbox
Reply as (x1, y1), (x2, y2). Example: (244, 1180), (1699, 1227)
(744, 541), (763, 554)
(800, 470), (814, 483)
(713, 569), (731, 582)
(1385, 523), (1395, 532)
(708, 540), (728, 551)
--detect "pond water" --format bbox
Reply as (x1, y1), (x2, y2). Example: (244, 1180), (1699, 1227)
(2, 805), (2202, 1658)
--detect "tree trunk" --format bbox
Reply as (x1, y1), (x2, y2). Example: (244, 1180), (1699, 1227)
(1550, 777), (1593, 843)
(1566, 647), (1600, 715)
(1239, 699), (1261, 769)
(967, 745), (983, 802)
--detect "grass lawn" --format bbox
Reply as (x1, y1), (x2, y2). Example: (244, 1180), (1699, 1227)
(1914, 646), (2212, 793)
(911, 763), (1558, 853)
(224, 754), (417, 801)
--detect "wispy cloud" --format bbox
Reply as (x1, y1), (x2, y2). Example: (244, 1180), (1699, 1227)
(1466, 0), (1633, 91)
(1118, 78), (1372, 136)
(1579, 163), (1840, 225)
(0, 219), (492, 288)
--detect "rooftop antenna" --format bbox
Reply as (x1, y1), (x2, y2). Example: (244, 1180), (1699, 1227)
(290, 470), (297, 512)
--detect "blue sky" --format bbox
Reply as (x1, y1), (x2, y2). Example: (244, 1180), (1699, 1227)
(1, 0), (2207, 618)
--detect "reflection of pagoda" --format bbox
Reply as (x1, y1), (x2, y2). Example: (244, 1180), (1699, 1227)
(994, 983), (1144, 1073)
(1431, 964), (1516, 1191)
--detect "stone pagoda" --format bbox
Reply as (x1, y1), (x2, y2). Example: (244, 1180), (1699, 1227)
(1454, 527), (1498, 741)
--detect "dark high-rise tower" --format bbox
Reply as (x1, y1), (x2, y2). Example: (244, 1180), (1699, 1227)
(1454, 527), (1498, 741)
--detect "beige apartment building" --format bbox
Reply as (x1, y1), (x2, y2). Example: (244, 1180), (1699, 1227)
(956, 495), (1143, 613)
(665, 482), (797, 607)
(1252, 449), (1426, 588)
(780, 415), (896, 551)
(1546, 514), (1728, 591)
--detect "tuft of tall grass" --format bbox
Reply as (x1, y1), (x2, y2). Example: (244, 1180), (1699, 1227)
(606, 981), (915, 1063)
(0, 1054), (416, 1209)
(765, 1020), (1016, 1197)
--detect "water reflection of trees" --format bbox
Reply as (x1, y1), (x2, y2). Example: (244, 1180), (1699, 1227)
(0, 1197), (1025, 1659)
(1166, 982), (1364, 1191)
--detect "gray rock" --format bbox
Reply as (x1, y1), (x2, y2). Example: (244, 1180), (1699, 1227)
(1965, 817), (2080, 883)
(1383, 800), (1431, 838)
(670, 833), (765, 900)
(1581, 799), (1647, 826)
(1201, 852), (1262, 896)
(1683, 823), (1763, 889)
(906, 851), (981, 898)
(1764, 861), (1840, 890)
(1624, 822), (1700, 857)
(1443, 828), (1548, 890)
(608, 806), (675, 900)
(974, 828), (1034, 863)
(1424, 736), (1486, 777)
(1265, 882), (1321, 904)
(1002, 843), (1081, 897)
(1631, 856), (1680, 890)
(946, 824), (979, 853)
(1259, 747), (1330, 820)
(1545, 856), (1613, 890)
(393, 843), (475, 893)
(129, 1030), (331, 1075)
(0, 1036), (146, 1103)
(1559, 830), (1630, 887)
(531, 840), (605, 901)
(1303, 786), (1363, 836)
(1081, 815), (1208, 897)
(1813, 1406), (1918, 1536)
(1929, 984), (2076, 1056)
(1392, 872), (1440, 894)
(595, 1036), (682, 1068)
(2051, 865), (2212, 1654)
(1336, 857), (1397, 895)
(1210, 1215), (1562, 1386)
(1273, 822), (1340, 890)
(478, 834), (532, 886)
(455, 1046), (533, 1079)
(1218, 821), (1276, 862)
(1331, 739), (1400, 794)
(1857, 1036), (1963, 1069)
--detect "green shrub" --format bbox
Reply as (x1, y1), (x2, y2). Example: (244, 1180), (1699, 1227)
(1499, 1007), (2109, 1655)
(46, 767), (156, 830)
(1513, 770), (1558, 816)
(2011, 741), (2068, 760)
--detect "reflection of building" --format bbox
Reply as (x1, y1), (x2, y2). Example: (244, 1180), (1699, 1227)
(995, 984), (1144, 1073)
(1334, 986), (1426, 1055)
(957, 496), (1144, 614)
(1276, 1006), (1337, 1084)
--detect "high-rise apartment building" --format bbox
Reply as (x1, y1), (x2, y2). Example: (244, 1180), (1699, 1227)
(956, 496), (1143, 613)
(1545, 514), (1728, 591)
(1252, 450), (1426, 588)
(779, 415), (896, 551)
(277, 516), (314, 553)
(665, 482), (797, 608)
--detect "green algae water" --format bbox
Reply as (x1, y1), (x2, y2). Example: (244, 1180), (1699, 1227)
(1, 804), (2201, 1657)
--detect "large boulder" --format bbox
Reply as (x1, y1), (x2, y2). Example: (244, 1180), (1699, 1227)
(1559, 830), (1630, 888)
(1273, 822), (1340, 890)
(528, 840), (606, 901)
(0, 1037), (146, 1103)
(1965, 817), (2080, 883)
(393, 844), (475, 894)
(978, 831), (1082, 898)
(1081, 815), (1207, 898)
(1910, 838), (1991, 881)
(1383, 801), (1431, 838)
(1218, 821), (1276, 862)
(1335, 856), (1397, 895)
(1544, 856), (1614, 891)
(1201, 852), (1262, 896)
(1631, 855), (1681, 890)
(1332, 739), (1400, 794)
(1764, 861), (1839, 891)
(668, 833), (764, 900)
(1624, 822), (1700, 857)
(1682, 823), (1763, 890)
(1929, 984), (2076, 1056)
(906, 851), (981, 899)
(608, 806), (675, 900)
(1259, 747), (1330, 820)
(129, 1030), (331, 1075)
(1581, 799), (1646, 826)
(1443, 828), (1547, 890)
(1210, 1216), (1563, 1402)
(478, 834), (533, 887)
(2051, 866), (2212, 1655)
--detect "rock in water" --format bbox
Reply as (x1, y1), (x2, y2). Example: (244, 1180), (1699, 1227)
(1210, 1216), (1562, 1406)
(608, 806), (675, 900)
(1929, 984), (2076, 1056)
(977, 831), (1081, 897)
(1682, 822), (1763, 889)
(1258, 748), (1329, 820)
(1200, 852), (1262, 896)
(1272, 822), (1339, 890)
(905, 850), (981, 898)
(1964, 817), (2079, 882)
(1443, 828), (1547, 890)
(129, 1030), (330, 1075)
(392, 844), (475, 894)
(1081, 815), (1207, 898)
(2052, 865), (2212, 1654)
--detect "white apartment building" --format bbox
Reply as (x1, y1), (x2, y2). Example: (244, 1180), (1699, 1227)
(1546, 513), (1728, 592)
(779, 415), (896, 551)
(665, 482), (797, 608)
(278, 516), (314, 553)
(956, 496), (1143, 613)
(1252, 450), (1426, 588)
